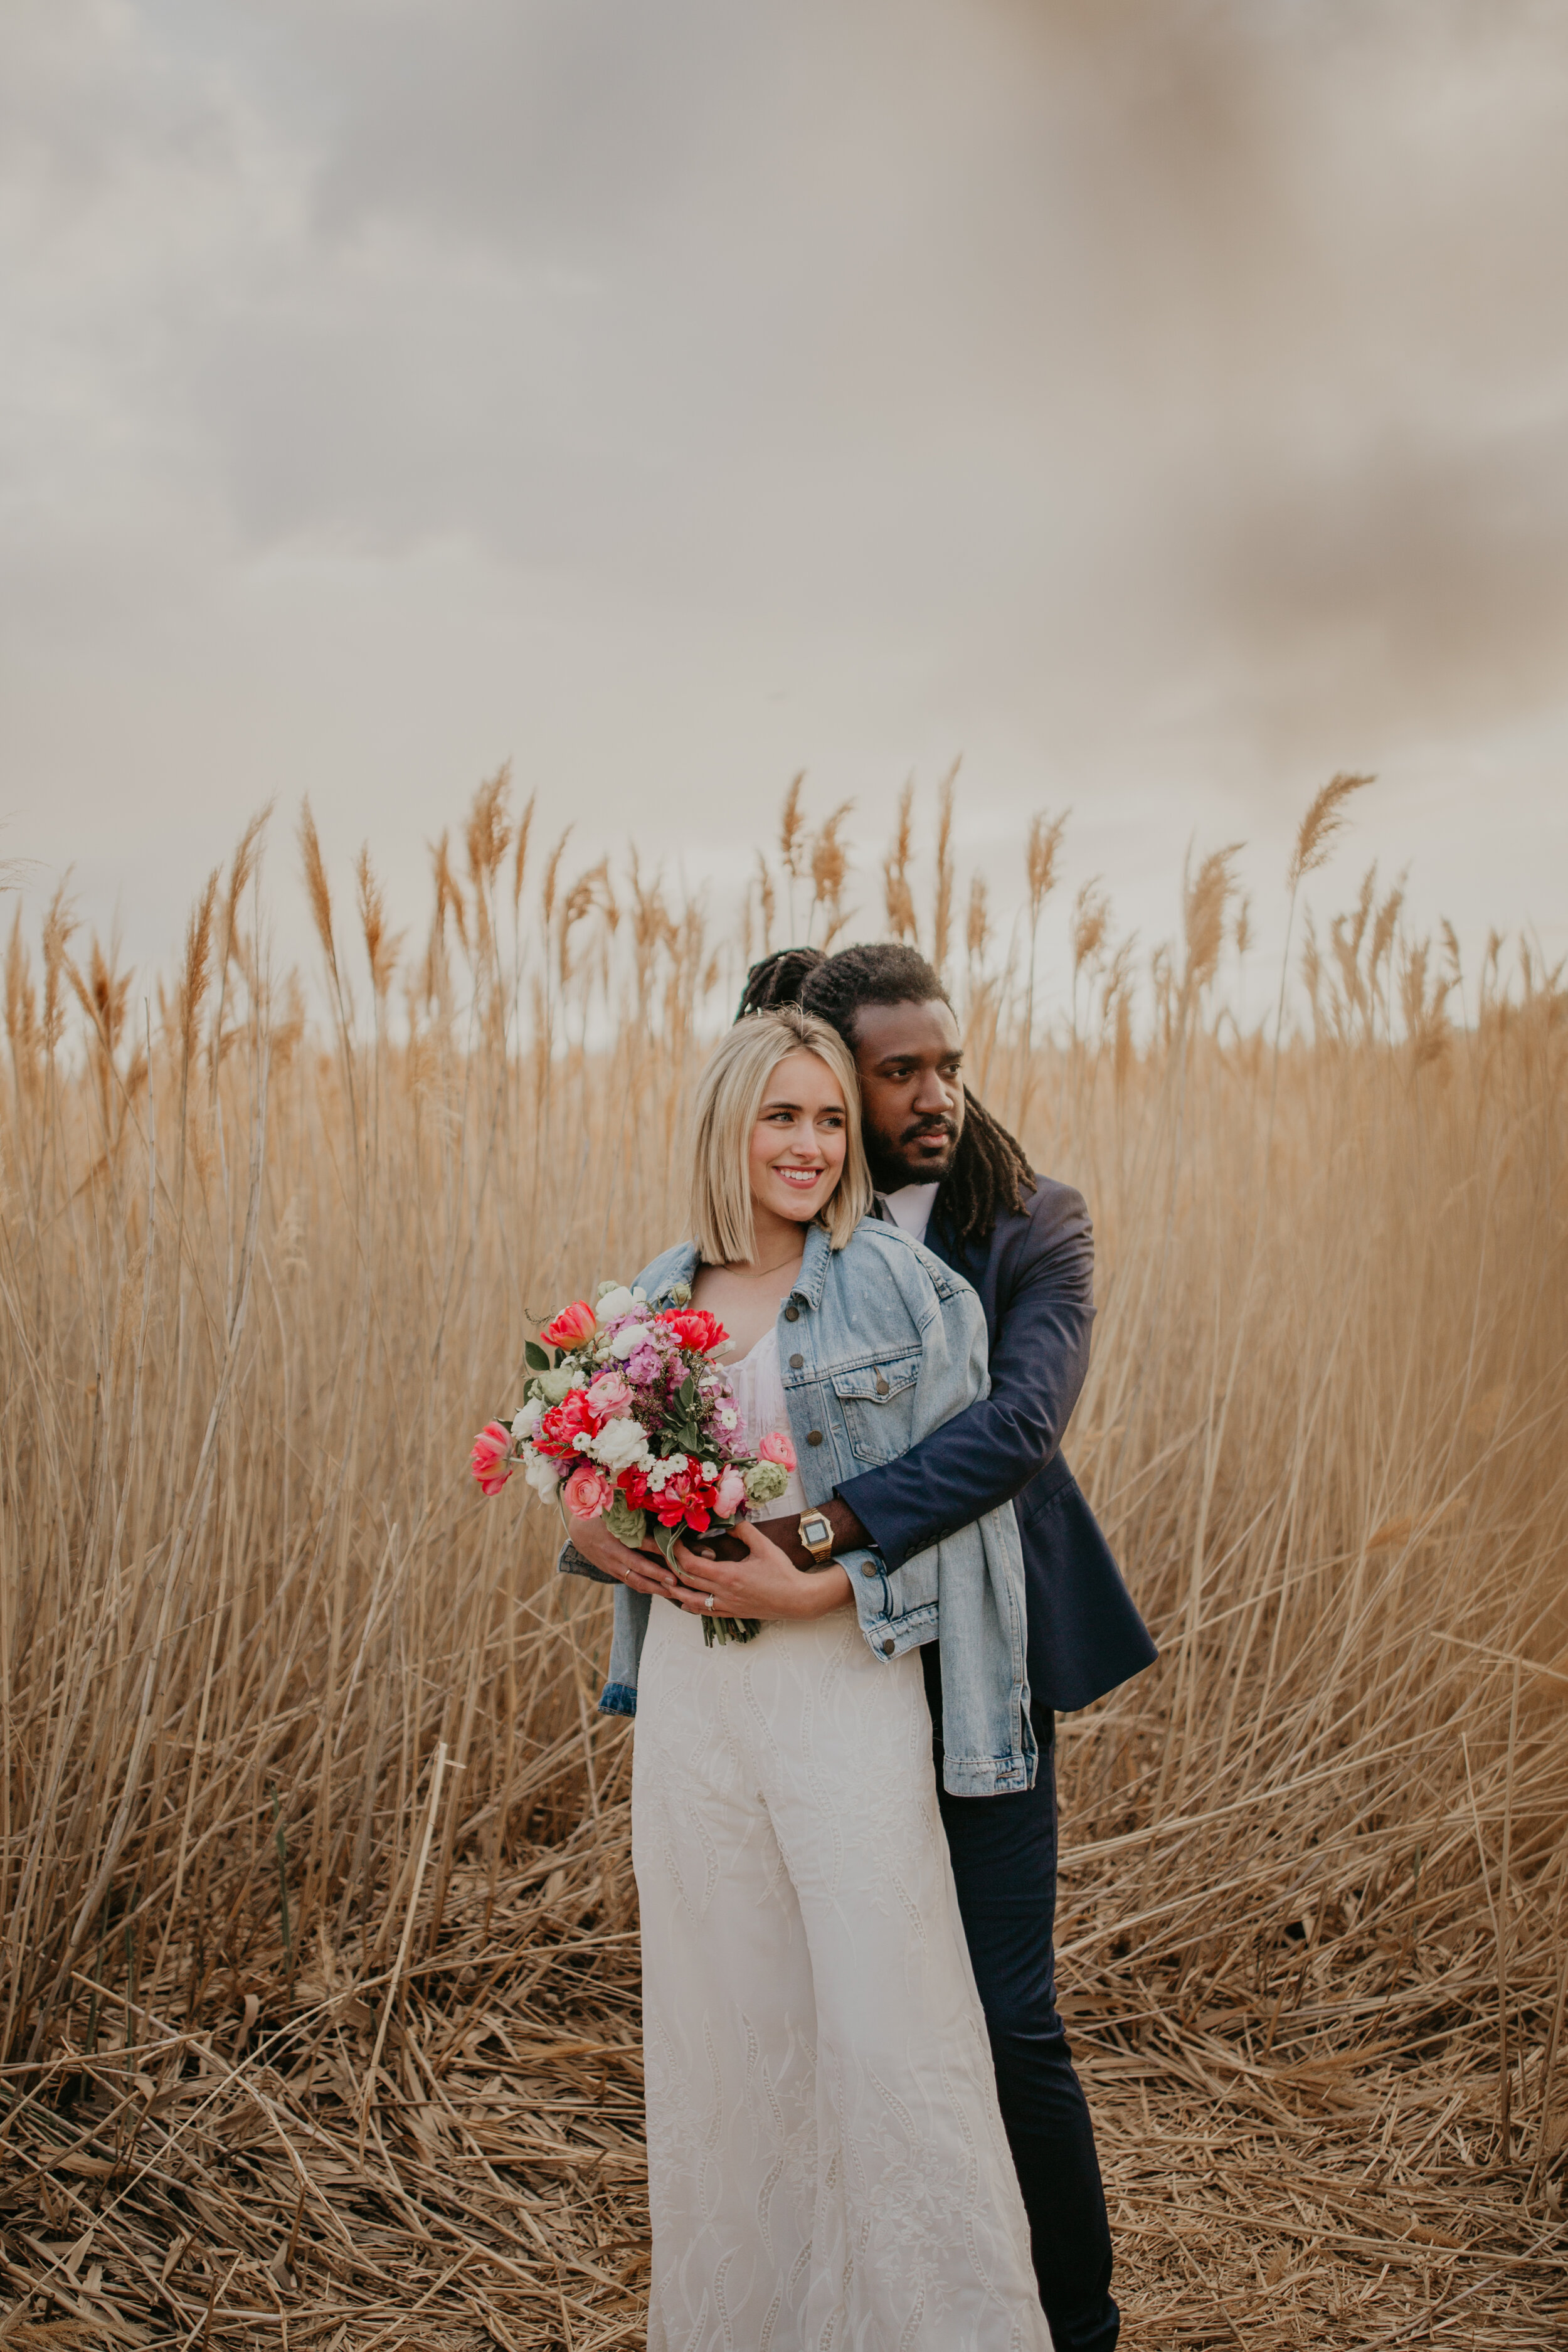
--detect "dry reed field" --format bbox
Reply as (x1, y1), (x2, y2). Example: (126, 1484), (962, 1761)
(1, 772), (1565, 2349)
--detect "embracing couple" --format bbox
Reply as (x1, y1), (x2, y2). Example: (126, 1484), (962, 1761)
(561, 941), (1156, 2351)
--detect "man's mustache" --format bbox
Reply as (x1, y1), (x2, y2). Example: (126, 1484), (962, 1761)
(898, 1118), (958, 1147)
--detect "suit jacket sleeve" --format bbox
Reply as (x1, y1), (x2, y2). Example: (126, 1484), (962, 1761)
(837, 1182), (1096, 1572)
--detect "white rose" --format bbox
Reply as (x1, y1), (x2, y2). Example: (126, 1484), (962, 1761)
(595, 1285), (637, 1325)
(512, 1399), (544, 1441)
(522, 1445), (560, 1498)
(590, 1416), (652, 1474)
(610, 1322), (652, 1359)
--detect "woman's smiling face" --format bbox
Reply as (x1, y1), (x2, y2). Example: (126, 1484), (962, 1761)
(748, 1049), (849, 1231)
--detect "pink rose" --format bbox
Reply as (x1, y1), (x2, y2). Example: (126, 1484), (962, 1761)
(541, 1299), (597, 1350)
(714, 1466), (747, 1518)
(587, 1369), (633, 1416)
(563, 1463), (614, 1518)
(758, 1429), (797, 1471)
(470, 1421), (514, 1495)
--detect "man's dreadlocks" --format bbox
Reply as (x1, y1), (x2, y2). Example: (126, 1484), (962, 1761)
(736, 942), (1035, 1248)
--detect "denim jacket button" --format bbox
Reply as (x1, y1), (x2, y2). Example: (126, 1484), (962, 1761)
(783, 1305), (800, 1322)
(881, 1637), (896, 1656)
(788, 1352), (804, 1369)
(860, 1561), (879, 1578)
(806, 1430), (824, 1446)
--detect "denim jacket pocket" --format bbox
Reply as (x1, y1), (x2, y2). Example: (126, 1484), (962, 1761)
(830, 1353), (922, 1463)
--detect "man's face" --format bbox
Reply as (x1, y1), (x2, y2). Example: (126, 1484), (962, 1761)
(849, 997), (966, 1191)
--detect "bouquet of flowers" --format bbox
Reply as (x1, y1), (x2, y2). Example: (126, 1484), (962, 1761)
(469, 1279), (797, 1645)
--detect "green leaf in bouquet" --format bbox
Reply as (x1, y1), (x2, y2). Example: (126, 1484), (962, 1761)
(649, 1520), (682, 1567)
(524, 1340), (550, 1372)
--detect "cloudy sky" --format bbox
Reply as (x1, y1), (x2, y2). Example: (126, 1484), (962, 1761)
(4, 0), (1566, 1005)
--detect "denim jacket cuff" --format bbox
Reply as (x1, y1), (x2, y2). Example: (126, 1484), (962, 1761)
(558, 1538), (616, 1586)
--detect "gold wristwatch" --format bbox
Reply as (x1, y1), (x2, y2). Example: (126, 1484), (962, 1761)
(797, 1508), (835, 1567)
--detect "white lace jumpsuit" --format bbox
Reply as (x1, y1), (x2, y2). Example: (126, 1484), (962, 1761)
(632, 1329), (1053, 2351)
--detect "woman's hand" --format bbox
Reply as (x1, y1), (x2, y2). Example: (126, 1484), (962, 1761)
(566, 1512), (682, 1601)
(670, 1520), (852, 1623)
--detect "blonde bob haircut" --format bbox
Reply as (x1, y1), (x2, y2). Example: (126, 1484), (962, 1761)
(690, 1007), (872, 1264)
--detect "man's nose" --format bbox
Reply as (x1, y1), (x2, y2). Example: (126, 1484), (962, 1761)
(911, 1065), (956, 1114)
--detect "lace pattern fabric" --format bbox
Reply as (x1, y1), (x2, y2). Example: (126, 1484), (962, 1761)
(719, 1327), (809, 1520)
(633, 1594), (1053, 2350)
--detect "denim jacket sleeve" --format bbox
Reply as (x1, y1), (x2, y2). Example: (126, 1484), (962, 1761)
(813, 1240), (1032, 1795)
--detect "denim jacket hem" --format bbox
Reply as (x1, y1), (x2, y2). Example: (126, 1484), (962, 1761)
(938, 1750), (1034, 1797)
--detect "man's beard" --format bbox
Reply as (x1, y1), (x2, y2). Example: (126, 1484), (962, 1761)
(864, 1117), (960, 1193)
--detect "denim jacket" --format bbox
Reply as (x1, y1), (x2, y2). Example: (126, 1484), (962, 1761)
(558, 1217), (1036, 1796)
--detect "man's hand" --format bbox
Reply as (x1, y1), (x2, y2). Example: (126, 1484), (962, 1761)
(696, 1496), (873, 1569)
(669, 1522), (852, 1623)
(565, 1512), (682, 1600)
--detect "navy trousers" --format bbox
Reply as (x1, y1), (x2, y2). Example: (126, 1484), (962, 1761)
(926, 1656), (1120, 2351)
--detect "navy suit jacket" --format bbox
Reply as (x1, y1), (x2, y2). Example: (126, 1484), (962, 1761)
(840, 1177), (1157, 1715)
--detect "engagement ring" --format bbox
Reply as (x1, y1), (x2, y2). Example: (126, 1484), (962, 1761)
(705, 1592), (715, 1609)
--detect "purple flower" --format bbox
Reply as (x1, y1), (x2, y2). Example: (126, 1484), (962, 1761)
(624, 1344), (663, 1387)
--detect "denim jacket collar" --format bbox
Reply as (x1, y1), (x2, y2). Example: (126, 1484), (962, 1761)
(792, 1219), (835, 1313)
(646, 1221), (835, 1315)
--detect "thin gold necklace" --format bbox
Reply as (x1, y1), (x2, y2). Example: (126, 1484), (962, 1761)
(747, 1248), (805, 1279)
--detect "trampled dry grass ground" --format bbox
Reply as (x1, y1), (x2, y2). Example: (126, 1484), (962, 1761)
(1, 776), (1564, 2345)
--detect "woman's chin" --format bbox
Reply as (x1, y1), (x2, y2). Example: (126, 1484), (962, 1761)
(765, 1185), (824, 1221)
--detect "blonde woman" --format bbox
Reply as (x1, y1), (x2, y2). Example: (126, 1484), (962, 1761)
(563, 1007), (1051, 2350)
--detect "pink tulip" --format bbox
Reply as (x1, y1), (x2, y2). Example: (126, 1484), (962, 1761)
(758, 1429), (797, 1471)
(563, 1463), (614, 1519)
(470, 1421), (514, 1495)
(541, 1299), (598, 1350)
(714, 1466), (747, 1518)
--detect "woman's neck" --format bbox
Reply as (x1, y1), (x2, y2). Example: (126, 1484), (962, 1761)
(689, 1209), (810, 1361)
(740, 1204), (808, 1279)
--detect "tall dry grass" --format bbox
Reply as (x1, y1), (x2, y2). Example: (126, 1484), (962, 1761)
(0, 773), (1564, 2348)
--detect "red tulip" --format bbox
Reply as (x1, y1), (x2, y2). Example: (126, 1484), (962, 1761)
(654, 1307), (729, 1355)
(540, 1300), (598, 1349)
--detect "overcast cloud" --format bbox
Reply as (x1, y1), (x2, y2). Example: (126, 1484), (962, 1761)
(3, 0), (1565, 999)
